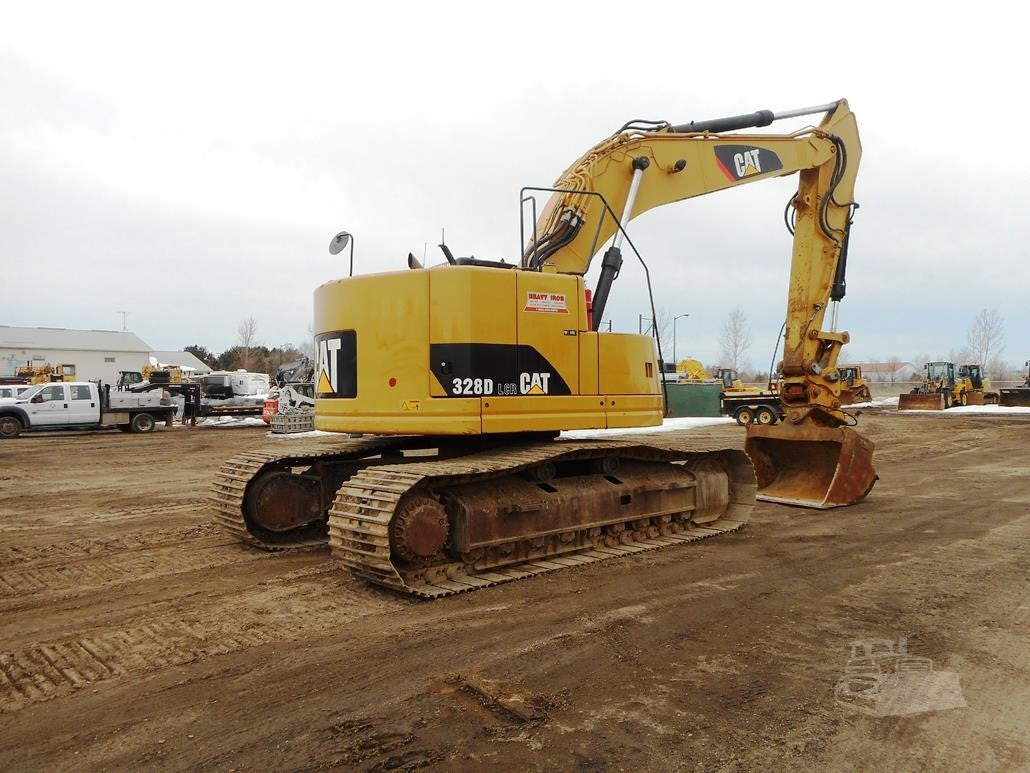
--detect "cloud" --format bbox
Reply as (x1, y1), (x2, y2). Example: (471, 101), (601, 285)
(2, 3), (1028, 367)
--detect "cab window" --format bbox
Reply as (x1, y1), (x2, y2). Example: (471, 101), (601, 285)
(40, 385), (66, 402)
(70, 385), (93, 400)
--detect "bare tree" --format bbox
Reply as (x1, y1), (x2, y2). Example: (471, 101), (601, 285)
(298, 322), (315, 359)
(237, 316), (258, 370)
(651, 308), (675, 359)
(719, 307), (752, 370)
(966, 308), (1004, 367)
(987, 354), (1009, 382)
(885, 355), (903, 383)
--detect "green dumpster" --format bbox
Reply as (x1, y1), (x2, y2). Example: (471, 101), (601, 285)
(663, 382), (723, 418)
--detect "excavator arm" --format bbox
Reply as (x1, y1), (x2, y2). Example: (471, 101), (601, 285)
(529, 100), (858, 427)
(527, 100), (874, 507)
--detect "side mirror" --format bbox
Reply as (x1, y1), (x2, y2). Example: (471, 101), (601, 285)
(329, 232), (351, 255)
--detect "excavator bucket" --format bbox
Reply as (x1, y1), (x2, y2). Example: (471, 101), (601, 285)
(897, 393), (945, 411)
(1000, 388), (1030, 407)
(745, 422), (877, 509)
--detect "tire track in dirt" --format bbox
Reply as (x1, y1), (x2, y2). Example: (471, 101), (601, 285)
(0, 546), (258, 607)
(0, 502), (202, 534)
(0, 562), (405, 714)
(0, 523), (223, 570)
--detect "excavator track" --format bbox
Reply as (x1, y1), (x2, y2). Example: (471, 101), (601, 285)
(328, 434), (754, 598)
(210, 436), (417, 550)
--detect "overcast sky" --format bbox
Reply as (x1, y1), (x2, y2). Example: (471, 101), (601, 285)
(3, 3), (1027, 370)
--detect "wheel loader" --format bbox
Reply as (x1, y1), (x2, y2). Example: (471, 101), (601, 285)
(898, 362), (999, 410)
(212, 100), (877, 597)
(838, 366), (872, 405)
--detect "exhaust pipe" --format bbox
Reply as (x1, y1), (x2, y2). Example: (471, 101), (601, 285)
(744, 422), (877, 509)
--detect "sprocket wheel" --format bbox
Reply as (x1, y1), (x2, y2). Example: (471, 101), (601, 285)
(390, 495), (450, 564)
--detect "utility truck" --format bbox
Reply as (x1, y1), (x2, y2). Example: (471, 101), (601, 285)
(0, 381), (176, 438)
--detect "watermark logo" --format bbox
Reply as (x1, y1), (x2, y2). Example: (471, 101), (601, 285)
(834, 637), (967, 717)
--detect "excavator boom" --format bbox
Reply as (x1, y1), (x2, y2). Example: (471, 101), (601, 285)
(529, 100), (875, 508)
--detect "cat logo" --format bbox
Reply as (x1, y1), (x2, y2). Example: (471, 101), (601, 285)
(520, 371), (551, 395)
(714, 144), (783, 182)
(314, 330), (356, 398)
(316, 336), (341, 395)
(734, 148), (763, 177)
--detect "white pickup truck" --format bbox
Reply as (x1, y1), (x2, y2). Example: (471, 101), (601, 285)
(0, 381), (176, 439)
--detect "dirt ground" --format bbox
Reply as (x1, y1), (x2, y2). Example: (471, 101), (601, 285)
(0, 412), (1027, 772)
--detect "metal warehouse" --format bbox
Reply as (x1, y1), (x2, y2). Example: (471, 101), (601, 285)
(0, 326), (152, 385)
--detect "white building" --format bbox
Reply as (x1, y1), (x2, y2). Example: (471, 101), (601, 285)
(843, 361), (921, 382)
(0, 326), (152, 385)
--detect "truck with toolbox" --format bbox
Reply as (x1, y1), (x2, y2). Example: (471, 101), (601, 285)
(0, 381), (176, 438)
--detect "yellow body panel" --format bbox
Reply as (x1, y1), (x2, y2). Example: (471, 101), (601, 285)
(313, 266), (663, 436)
(605, 395), (665, 428)
(598, 333), (660, 395)
(482, 395), (606, 433)
(515, 271), (582, 395)
(428, 268), (517, 397)
(578, 332), (599, 395)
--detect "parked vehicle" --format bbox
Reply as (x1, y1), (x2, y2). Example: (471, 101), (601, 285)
(0, 382), (176, 438)
(722, 391), (784, 426)
(0, 384), (33, 401)
(898, 362), (999, 410)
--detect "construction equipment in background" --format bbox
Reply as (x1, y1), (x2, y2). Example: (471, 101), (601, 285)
(676, 358), (709, 382)
(15, 362), (77, 384)
(677, 359), (763, 395)
(838, 365), (872, 405)
(956, 364), (999, 405)
(213, 99), (876, 597)
(143, 363), (185, 383)
(677, 358), (782, 425)
(898, 362), (999, 410)
(999, 360), (1030, 407)
(263, 357), (316, 433)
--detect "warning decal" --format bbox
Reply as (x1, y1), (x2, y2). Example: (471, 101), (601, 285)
(524, 291), (568, 314)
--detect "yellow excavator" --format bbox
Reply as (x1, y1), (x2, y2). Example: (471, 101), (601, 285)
(212, 99), (877, 597)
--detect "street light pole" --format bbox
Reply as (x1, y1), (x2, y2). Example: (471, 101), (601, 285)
(672, 313), (689, 365)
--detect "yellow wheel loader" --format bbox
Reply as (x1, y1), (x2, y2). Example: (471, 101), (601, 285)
(212, 100), (877, 597)
(676, 361), (760, 395)
(838, 366), (872, 405)
(899, 362), (998, 410)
